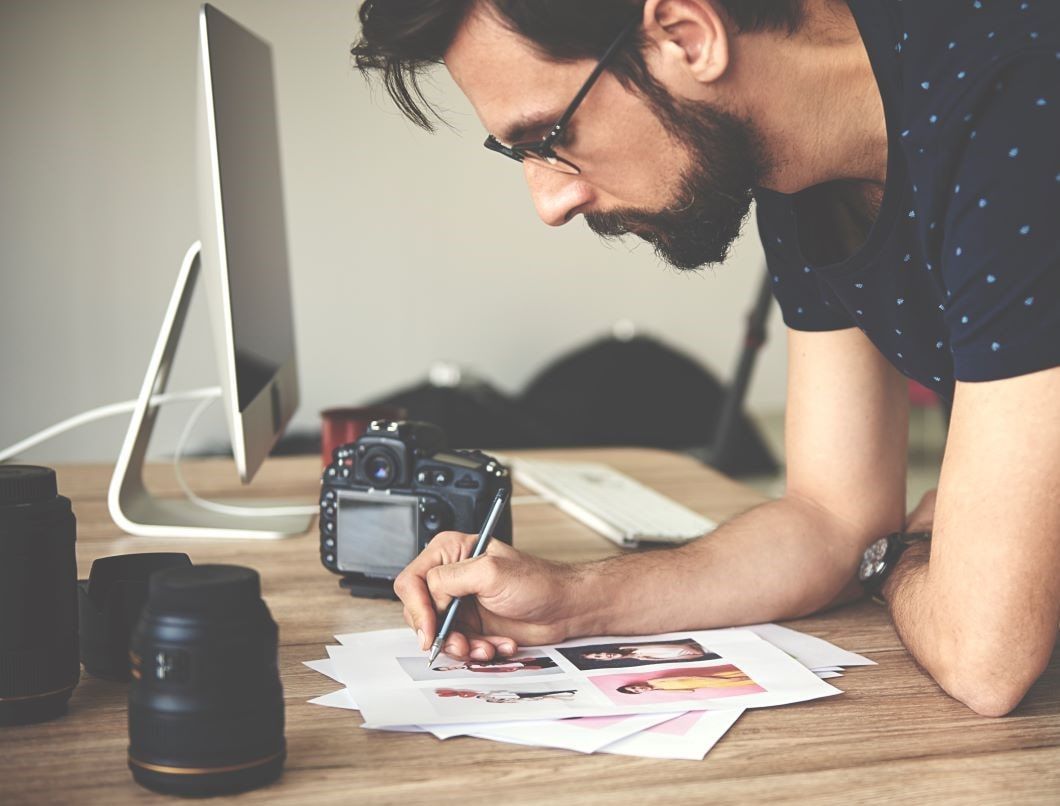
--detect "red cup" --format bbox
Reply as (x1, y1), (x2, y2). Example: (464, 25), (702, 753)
(320, 405), (407, 467)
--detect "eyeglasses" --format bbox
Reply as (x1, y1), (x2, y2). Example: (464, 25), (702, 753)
(483, 13), (642, 175)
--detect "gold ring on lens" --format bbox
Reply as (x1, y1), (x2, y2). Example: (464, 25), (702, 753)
(0, 684), (77, 702)
(128, 749), (284, 776)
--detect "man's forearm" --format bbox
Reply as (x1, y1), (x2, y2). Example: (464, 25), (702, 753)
(562, 494), (879, 638)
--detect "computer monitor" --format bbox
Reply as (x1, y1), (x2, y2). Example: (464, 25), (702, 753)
(198, 3), (299, 483)
(108, 4), (310, 539)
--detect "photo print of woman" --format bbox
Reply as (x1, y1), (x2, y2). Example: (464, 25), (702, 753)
(558, 638), (720, 670)
(398, 655), (562, 682)
(435, 688), (577, 704)
(435, 656), (558, 674)
(593, 665), (765, 705)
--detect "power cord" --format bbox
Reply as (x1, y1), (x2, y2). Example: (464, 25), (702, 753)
(172, 394), (318, 518)
(0, 388), (223, 463)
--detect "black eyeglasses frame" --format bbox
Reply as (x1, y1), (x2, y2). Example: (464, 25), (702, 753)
(482, 13), (643, 174)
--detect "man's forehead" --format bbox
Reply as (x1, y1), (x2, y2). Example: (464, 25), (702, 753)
(444, 4), (590, 141)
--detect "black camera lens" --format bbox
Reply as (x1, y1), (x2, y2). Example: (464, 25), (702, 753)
(0, 465), (79, 726)
(363, 448), (396, 488)
(78, 553), (192, 681)
(127, 565), (284, 797)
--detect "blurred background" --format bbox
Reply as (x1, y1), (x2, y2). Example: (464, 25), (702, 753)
(0, 0), (944, 497)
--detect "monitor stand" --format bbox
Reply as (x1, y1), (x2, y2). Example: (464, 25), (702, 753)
(108, 242), (312, 540)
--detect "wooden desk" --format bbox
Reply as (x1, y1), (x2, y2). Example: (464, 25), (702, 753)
(2, 449), (1058, 804)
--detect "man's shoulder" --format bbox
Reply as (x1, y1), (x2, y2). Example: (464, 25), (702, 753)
(893, 1), (1060, 136)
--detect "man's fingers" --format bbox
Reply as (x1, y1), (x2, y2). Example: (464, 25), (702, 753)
(441, 631), (470, 661)
(425, 555), (501, 604)
(393, 572), (436, 649)
(906, 488), (938, 533)
(467, 638), (497, 662)
(479, 635), (519, 656)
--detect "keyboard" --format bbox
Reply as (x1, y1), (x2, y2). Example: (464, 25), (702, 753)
(511, 460), (717, 547)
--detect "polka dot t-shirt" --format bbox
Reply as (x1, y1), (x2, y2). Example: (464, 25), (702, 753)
(755, 0), (1060, 400)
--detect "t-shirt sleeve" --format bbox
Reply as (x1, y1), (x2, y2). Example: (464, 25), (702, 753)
(755, 195), (855, 332)
(939, 53), (1060, 383)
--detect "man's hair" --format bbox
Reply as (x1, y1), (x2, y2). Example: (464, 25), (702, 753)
(351, 0), (802, 130)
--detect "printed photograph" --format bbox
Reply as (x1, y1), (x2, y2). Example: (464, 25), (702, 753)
(398, 654), (562, 682)
(592, 664), (765, 705)
(426, 682), (597, 718)
(557, 637), (720, 670)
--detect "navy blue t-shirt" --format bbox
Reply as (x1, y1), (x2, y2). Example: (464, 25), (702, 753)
(756, 0), (1060, 400)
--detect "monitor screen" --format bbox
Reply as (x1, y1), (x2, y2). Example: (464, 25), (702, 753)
(202, 4), (296, 412)
(198, 3), (300, 482)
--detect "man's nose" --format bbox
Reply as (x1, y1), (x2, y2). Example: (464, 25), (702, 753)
(524, 161), (592, 227)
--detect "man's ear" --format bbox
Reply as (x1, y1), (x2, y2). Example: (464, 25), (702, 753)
(641, 0), (729, 86)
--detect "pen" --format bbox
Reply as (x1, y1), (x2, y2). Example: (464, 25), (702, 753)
(426, 486), (510, 668)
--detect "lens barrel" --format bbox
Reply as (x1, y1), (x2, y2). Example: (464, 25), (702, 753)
(0, 465), (80, 726)
(128, 565), (285, 796)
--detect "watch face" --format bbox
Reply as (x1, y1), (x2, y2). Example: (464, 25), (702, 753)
(858, 537), (890, 582)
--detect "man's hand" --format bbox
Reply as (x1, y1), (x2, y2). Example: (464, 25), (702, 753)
(393, 531), (579, 661)
(905, 489), (937, 533)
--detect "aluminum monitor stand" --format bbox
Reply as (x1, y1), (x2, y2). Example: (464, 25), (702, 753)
(108, 242), (311, 539)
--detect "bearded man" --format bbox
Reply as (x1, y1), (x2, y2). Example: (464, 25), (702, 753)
(351, 1), (1060, 717)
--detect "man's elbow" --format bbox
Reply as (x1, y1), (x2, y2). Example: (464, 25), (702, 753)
(937, 643), (1051, 718)
(946, 674), (1029, 717)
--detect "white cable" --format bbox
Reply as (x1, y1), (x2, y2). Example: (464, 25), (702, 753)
(0, 388), (223, 463)
(172, 394), (318, 517)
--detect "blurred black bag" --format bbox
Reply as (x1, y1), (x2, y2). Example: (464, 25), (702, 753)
(360, 336), (777, 477)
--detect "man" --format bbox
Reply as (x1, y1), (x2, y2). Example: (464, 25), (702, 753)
(352, 0), (1060, 716)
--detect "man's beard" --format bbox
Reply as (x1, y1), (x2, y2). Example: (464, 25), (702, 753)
(585, 98), (767, 271)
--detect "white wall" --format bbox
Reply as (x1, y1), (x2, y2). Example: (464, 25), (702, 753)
(0, 0), (787, 464)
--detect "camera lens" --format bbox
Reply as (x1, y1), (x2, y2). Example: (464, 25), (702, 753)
(0, 465), (79, 726)
(127, 565), (284, 797)
(363, 448), (396, 489)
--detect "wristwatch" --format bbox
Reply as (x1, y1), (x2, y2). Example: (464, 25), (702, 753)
(858, 531), (931, 601)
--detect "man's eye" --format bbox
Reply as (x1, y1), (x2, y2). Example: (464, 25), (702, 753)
(553, 128), (574, 149)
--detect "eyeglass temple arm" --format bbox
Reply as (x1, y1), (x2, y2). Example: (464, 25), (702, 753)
(550, 13), (643, 137)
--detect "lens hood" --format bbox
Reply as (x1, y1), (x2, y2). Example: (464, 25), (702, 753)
(77, 553), (192, 681)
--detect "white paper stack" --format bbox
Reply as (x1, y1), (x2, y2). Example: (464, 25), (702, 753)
(304, 623), (874, 761)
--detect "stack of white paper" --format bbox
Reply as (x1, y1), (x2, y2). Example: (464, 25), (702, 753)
(304, 623), (874, 761)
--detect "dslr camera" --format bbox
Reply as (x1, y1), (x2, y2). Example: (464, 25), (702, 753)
(319, 420), (512, 599)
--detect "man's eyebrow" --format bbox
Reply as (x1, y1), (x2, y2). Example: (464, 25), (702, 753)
(498, 111), (563, 145)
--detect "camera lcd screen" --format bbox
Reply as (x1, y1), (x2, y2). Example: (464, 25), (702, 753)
(335, 492), (418, 579)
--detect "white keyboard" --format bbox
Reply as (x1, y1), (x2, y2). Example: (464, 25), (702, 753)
(511, 460), (717, 547)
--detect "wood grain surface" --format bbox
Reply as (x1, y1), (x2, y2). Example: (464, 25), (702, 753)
(1, 448), (1057, 805)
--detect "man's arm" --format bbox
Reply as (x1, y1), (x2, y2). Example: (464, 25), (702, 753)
(882, 366), (1060, 717)
(560, 325), (911, 636)
(395, 326), (909, 659)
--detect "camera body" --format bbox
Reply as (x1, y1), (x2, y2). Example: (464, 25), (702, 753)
(319, 420), (512, 598)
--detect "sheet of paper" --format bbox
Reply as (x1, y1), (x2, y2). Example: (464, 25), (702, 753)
(599, 708), (744, 760)
(304, 657), (344, 685)
(308, 688), (359, 709)
(744, 624), (876, 668)
(330, 629), (840, 729)
(437, 713), (678, 754)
